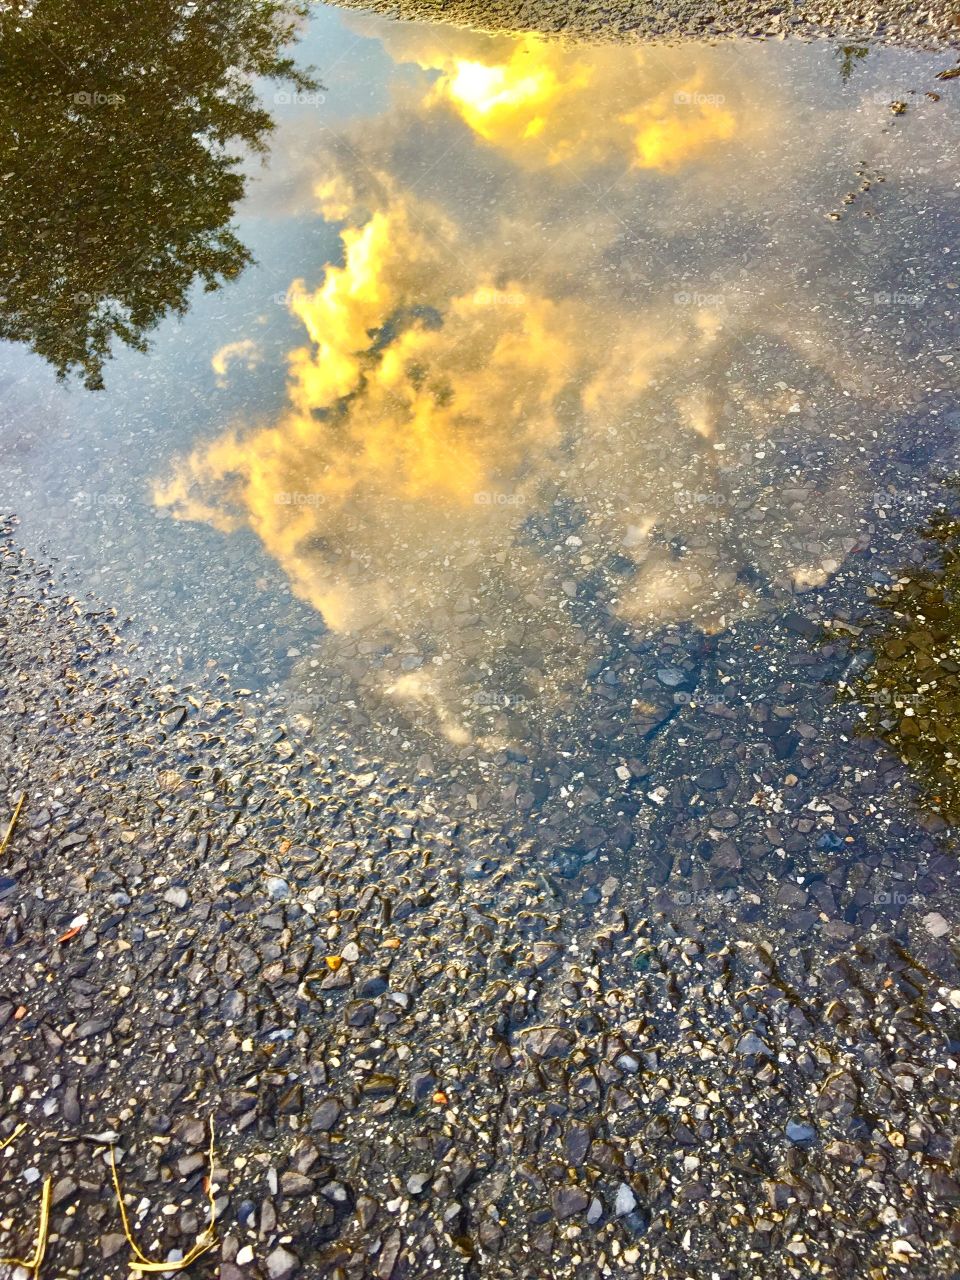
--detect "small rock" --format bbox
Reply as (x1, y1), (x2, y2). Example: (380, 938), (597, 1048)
(280, 1171), (313, 1197)
(311, 1098), (341, 1131)
(785, 1121), (817, 1145)
(696, 766), (728, 791)
(614, 1182), (637, 1217)
(923, 912), (950, 939)
(377, 1230), (402, 1279)
(522, 1025), (575, 1060)
(63, 1082), (81, 1125)
(565, 1122), (591, 1165)
(266, 1246), (299, 1280)
(51, 1176), (78, 1206)
(736, 1032), (771, 1057)
(552, 1185), (590, 1219)
(101, 1234), (126, 1259)
(356, 1194), (379, 1228)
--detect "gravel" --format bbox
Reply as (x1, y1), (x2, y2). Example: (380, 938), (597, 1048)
(326, 0), (960, 48)
(1, 510), (959, 1277)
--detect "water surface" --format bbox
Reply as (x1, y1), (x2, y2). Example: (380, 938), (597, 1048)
(2, 7), (959, 932)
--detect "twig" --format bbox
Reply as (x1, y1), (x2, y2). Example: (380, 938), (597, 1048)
(0, 1122), (27, 1154)
(0, 1123), (52, 1278)
(0, 792), (24, 857)
(109, 1116), (219, 1272)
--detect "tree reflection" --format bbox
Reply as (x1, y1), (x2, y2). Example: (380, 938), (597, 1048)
(0, 0), (317, 389)
(836, 45), (869, 81)
(847, 507), (960, 821)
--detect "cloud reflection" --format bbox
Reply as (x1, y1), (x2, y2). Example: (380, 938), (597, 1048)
(154, 23), (912, 743)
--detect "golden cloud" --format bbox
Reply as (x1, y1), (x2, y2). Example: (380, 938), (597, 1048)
(373, 29), (741, 173)
(153, 23), (903, 747)
(155, 160), (747, 669)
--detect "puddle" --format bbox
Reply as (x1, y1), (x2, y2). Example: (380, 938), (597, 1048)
(1, 7), (959, 929)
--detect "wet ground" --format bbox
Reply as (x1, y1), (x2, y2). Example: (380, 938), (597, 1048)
(1, 1), (960, 1276)
(327, 0), (960, 44)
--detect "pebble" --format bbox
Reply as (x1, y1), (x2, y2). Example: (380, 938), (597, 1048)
(522, 1025), (575, 1059)
(923, 912), (950, 938)
(614, 1182), (637, 1217)
(266, 1246), (299, 1279)
(786, 1121), (818, 1144)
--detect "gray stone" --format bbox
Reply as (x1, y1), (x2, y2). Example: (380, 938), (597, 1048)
(614, 1182), (637, 1217)
(736, 1032), (771, 1057)
(786, 1121), (817, 1144)
(923, 912), (950, 939)
(522, 1025), (575, 1059)
(552, 1186), (590, 1219)
(311, 1098), (341, 1131)
(266, 1246), (300, 1280)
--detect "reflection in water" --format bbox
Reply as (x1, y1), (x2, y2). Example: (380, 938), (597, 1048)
(847, 506), (960, 822)
(0, 0), (316, 388)
(153, 23), (952, 757)
(836, 45), (870, 80)
(155, 167), (697, 634)
(410, 32), (738, 170)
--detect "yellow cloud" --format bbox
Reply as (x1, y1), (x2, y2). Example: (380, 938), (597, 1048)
(384, 32), (742, 172)
(154, 165), (708, 639)
(150, 21), (916, 756)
